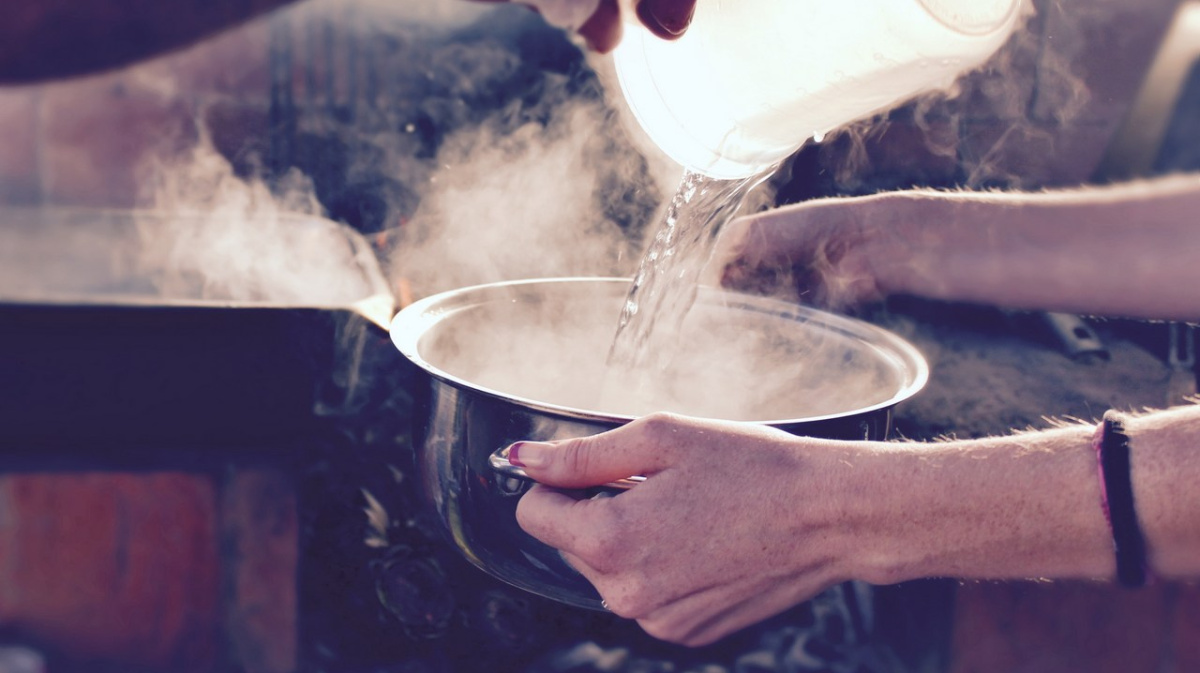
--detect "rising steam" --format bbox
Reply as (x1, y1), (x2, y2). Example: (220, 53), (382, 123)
(4, 0), (1047, 421)
(134, 130), (388, 307)
(805, 0), (1093, 193)
(390, 92), (650, 296)
(3, 0), (661, 312)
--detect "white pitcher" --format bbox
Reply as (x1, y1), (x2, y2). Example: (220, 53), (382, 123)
(613, 0), (1023, 178)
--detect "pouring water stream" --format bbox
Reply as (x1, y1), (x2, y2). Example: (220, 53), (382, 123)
(601, 168), (772, 411)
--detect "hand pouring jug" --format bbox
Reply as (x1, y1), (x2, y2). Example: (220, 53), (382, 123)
(613, 0), (1023, 178)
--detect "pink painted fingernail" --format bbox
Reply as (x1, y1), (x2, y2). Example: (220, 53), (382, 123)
(508, 441), (550, 468)
(637, 0), (695, 39)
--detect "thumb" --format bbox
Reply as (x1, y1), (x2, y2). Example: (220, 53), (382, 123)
(506, 420), (673, 488)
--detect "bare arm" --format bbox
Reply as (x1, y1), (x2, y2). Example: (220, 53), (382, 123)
(858, 403), (1200, 585)
(510, 404), (1200, 646)
(725, 174), (1200, 321)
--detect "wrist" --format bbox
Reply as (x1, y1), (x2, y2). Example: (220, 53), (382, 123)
(1123, 406), (1200, 579)
(844, 430), (1117, 586)
(817, 440), (918, 586)
(850, 191), (932, 299)
(855, 189), (1027, 304)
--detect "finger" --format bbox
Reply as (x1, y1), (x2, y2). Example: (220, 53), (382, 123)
(637, 584), (760, 646)
(515, 483), (610, 552)
(719, 255), (794, 296)
(722, 205), (817, 269)
(506, 414), (683, 488)
(557, 548), (642, 617)
(637, 572), (819, 647)
(577, 0), (622, 52)
(558, 548), (604, 584)
(649, 587), (785, 647)
(716, 214), (797, 295)
(633, 0), (696, 40)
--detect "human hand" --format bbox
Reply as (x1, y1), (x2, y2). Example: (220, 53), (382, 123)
(507, 413), (869, 646)
(471, 0), (696, 52)
(717, 195), (911, 311)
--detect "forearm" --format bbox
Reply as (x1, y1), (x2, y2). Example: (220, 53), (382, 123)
(846, 404), (1200, 586)
(847, 423), (1114, 585)
(866, 174), (1200, 320)
(0, 0), (296, 83)
(1123, 404), (1200, 578)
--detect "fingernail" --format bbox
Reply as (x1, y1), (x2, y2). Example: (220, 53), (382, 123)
(636, 0), (694, 39)
(508, 441), (551, 468)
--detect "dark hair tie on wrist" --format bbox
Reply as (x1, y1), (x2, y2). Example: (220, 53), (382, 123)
(1092, 410), (1152, 588)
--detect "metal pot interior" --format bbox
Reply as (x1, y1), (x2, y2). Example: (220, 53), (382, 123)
(393, 277), (927, 424)
(389, 277), (928, 608)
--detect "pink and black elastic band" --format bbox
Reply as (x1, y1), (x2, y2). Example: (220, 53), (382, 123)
(1092, 411), (1151, 588)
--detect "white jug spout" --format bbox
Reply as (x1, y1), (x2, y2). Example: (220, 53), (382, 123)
(614, 0), (1024, 179)
(918, 0), (1022, 36)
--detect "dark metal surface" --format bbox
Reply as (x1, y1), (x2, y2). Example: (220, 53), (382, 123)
(0, 205), (398, 667)
(0, 302), (378, 464)
(0, 206), (394, 469)
(416, 374), (898, 611)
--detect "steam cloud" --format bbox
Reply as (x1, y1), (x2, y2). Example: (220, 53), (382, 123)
(415, 279), (908, 422)
(8, 0), (1064, 421)
(279, 0), (667, 299)
(135, 133), (388, 307)
(389, 82), (650, 296)
(810, 1), (1092, 192)
(0, 124), (387, 308)
(2, 0), (663, 312)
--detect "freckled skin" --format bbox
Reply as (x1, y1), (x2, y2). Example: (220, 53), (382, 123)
(517, 176), (1200, 646)
(7, 0), (1197, 649)
(719, 176), (1200, 321)
(516, 406), (1200, 647)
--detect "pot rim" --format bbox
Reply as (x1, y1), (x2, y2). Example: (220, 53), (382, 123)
(389, 276), (929, 425)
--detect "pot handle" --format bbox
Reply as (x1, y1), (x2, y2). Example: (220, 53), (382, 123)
(489, 445), (646, 491)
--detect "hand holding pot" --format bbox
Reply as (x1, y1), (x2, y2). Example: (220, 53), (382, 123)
(507, 406), (1200, 648)
(471, 0), (696, 52)
(508, 412), (871, 647)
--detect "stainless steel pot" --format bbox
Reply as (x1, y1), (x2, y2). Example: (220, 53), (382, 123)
(389, 277), (927, 609)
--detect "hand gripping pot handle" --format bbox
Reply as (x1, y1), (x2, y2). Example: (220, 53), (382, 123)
(613, 0), (1023, 179)
(489, 445), (646, 491)
(487, 417), (878, 490)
